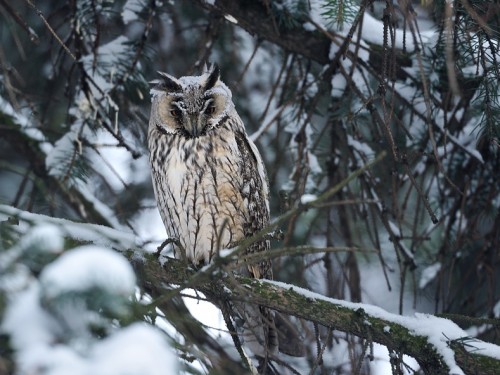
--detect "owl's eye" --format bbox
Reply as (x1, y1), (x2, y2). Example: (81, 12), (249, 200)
(170, 108), (182, 119)
(205, 104), (216, 115)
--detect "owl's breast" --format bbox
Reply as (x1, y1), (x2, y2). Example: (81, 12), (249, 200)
(151, 134), (246, 266)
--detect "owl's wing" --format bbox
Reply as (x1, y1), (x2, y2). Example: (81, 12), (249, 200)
(234, 131), (272, 280)
(233, 132), (306, 358)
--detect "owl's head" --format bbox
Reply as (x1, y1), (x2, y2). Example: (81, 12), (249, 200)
(149, 64), (235, 138)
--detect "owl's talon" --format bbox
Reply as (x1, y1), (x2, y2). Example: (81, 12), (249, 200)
(156, 237), (182, 258)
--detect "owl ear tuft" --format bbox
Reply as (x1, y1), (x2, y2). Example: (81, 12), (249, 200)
(153, 72), (183, 92)
(204, 63), (220, 91)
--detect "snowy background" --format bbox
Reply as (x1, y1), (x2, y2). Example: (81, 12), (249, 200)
(1, 0), (500, 374)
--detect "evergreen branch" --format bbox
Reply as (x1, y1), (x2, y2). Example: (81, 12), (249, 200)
(2, 127), (119, 227)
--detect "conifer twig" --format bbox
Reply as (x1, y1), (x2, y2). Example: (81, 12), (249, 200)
(24, 0), (76, 60)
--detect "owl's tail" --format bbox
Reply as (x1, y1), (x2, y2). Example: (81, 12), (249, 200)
(275, 312), (306, 357)
(234, 302), (278, 358)
(234, 302), (305, 359)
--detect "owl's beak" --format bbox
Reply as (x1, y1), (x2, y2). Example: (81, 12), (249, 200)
(184, 114), (203, 138)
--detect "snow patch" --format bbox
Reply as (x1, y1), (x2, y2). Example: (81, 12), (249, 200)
(419, 262), (441, 289)
(0, 205), (137, 249)
(224, 14), (238, 24)
(39, 246), (136, 300)
(2, 284), (57, 351)
(300, 194), (317, 204)
(89, 323), (178, 375)
(122, 0), (146, 23)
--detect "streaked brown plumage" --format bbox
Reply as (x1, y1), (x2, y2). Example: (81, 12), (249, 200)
(147, 64), (276, 357)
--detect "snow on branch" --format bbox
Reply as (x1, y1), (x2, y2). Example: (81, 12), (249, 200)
(139, 255), (500, 375)
(2, 237), (177, 375)
(0, 205), (136, 249)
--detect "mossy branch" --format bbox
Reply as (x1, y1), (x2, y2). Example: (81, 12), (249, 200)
(134, 255), (500, 375)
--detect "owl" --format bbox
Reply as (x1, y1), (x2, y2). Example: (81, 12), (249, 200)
(148, 64), (278, 357)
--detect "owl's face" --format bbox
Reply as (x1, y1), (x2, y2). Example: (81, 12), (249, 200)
(150, 64), (234, 138)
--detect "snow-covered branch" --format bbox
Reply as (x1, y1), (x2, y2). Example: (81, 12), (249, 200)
(138, 255), (500, 375)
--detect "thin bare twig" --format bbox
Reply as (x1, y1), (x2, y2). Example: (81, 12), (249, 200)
(24, 0), (76, 60)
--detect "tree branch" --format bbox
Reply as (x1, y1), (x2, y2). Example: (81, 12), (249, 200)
(135, 254), (500, 375)
(2, 126), (120, 226)
(194, 0), (331, 64)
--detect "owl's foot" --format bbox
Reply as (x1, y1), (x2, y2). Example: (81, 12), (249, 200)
(155, 237), (187, 262)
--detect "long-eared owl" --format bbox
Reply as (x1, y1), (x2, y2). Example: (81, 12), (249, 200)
(147, 64), (278, 356)
(148, 64), (271, 276)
